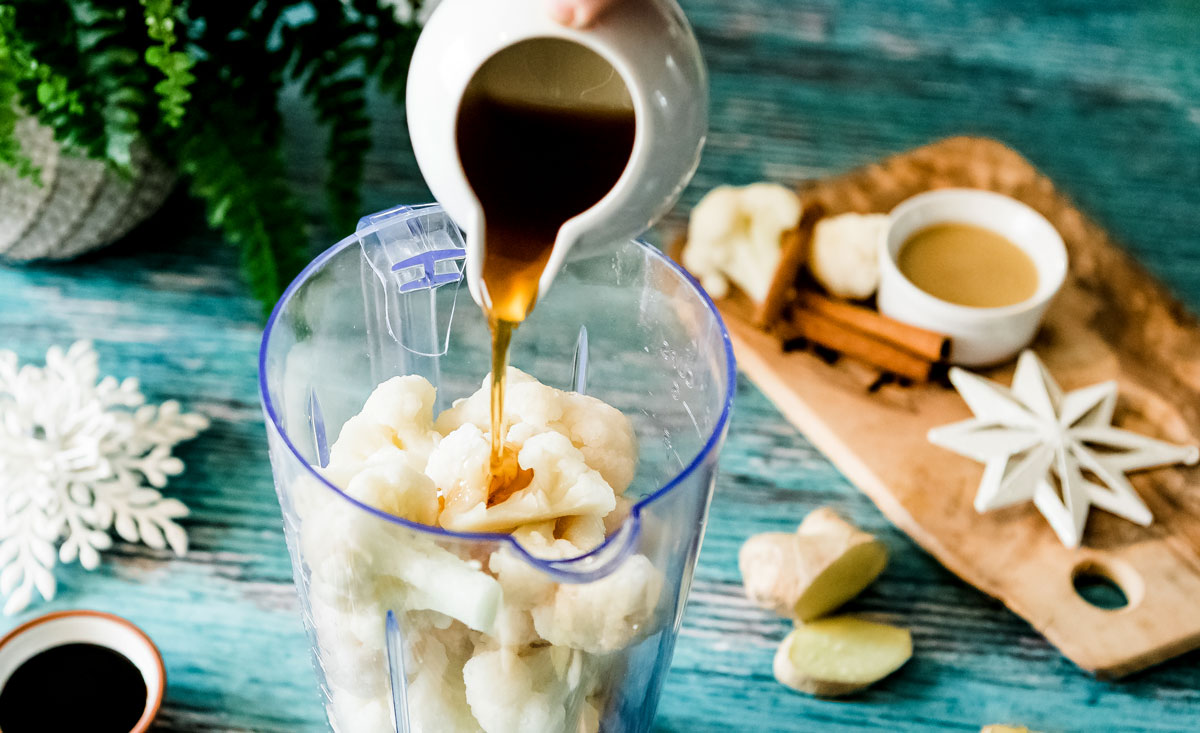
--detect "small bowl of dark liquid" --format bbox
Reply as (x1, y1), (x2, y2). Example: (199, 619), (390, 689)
(0, 610), (164, 732)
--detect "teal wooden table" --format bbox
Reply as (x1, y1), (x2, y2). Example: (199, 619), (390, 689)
(2, 1), (1199, 730)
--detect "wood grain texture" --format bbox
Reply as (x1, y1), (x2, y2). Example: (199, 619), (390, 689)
(0, 0), (1198, 731)
(712, 137), (1200, 679)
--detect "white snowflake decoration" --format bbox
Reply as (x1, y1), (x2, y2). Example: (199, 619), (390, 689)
(929, 350), (1199, 548)
(0, 341), (208, 614)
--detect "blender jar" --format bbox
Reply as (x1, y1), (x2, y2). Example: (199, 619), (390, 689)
(259, 205), (735, 733)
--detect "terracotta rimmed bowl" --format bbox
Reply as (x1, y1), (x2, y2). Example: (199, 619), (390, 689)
(0, 610), (165, 732)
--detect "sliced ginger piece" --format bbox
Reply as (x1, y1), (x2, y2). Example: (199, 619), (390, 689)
(981, 726), (1039, 733)
(774, 616), (911, 697)
(740, 507), (888, 621)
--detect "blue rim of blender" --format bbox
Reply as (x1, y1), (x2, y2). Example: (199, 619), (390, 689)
(258, 205), (737, 582)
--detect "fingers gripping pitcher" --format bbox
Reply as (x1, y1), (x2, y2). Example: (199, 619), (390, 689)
(259, 2), (727, 732)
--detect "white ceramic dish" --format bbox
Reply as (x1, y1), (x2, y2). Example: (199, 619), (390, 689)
(877, 188), (1068, 367)
(406, 0), (707, 310)
(0, 610), (164, 731)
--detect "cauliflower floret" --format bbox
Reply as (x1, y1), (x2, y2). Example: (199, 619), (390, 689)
(462, 646), (572, 733)
(431, 426), (616, 534)
(491, 602), (540, 649)
(486, 525), (588, 652)
(602, 495), (634, 537)
(511, 520), (560, 550)
(291, 473), (339, 523)
(532, 554), (664, 654)
(408, 663), (482, 733)
(424, 423), (490, 521)
(555, 514), (606, 552)
(434, 369), (540, 433)
(682, 183), (802, 303)
(489, 524), (581, 610)
(328, 690), (394, 733)
(326, 375), (440, 485)
(345, 459), (439, 525)
(436, 368), (637, 494)
(302, 510), (501, 633)
(808, 212), (889, 299)
(359, 375), (439, 454)
(311, 595), (388, 699)
(405, 614), (483, 733)
(558, 392), (636, 494)
(320, 607), (484, 733)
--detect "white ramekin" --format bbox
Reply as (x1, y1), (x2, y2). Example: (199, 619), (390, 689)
(877, 188), (1068, 367)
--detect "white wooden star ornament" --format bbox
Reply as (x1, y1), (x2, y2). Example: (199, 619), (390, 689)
(928, 350), (1198, 548)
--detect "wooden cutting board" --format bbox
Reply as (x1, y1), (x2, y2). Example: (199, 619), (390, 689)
(708, 137), (1200, 679)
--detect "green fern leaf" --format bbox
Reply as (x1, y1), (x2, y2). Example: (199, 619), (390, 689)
(139, 0), (193, 128)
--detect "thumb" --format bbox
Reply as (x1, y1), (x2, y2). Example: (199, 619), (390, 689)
(547, 0), (619, 28)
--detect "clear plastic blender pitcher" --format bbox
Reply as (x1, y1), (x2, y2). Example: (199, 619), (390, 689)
(258, 204), (735, 733)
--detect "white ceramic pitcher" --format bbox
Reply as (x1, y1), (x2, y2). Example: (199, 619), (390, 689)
(406, 0), (708, 310)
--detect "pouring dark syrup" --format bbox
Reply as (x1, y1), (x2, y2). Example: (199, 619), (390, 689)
(454, 38), (635, 494)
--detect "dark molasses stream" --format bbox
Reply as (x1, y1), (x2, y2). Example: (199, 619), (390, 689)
(0, 643), (147, 732)
(455, 61), (635, 497)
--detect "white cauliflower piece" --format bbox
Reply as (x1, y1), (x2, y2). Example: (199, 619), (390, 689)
(682, 183), (802, 303)
(510, 520), (559, 550)
(311, 594), (388, 699)
(532, 554), (664, 654)
(555, 514), (606, 552)
(491, 601), (540, 649)
(435, 368), (637, 494)
(559, 392), (636, 494)
(326, 375), (440, 485)
(463, 646), (572, 733)
(302, 510), (501, 633)
(602, 495), (634, 537)
(430, 426), (616, 534)
(808, 212), (889, 299)
(424, 423), (490, 523)
(345, 459), (439, 526)
(489, 524), (581, 610)
(320, 608), (483, 733)
(404, 614), (483, 733)
(408, 663), (482, 733)
(486, 525), (586, 652)
(328, 690), (394, 733)
(291, 473), (339, 523)
(324, 417), (401, 487)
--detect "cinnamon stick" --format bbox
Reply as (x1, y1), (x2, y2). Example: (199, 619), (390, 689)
(797, 292), (950, 362)
(757, 202), (826, 328)
(780, 308), (937, 382)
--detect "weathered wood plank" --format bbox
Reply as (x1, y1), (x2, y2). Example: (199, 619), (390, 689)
(0, 0), (1198, 730)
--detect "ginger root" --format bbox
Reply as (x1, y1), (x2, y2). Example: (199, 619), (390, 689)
(773, 616), (912, 697)
(739, 507), (888, 621)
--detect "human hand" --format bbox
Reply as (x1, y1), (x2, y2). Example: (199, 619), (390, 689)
(548, 0), (623, 28)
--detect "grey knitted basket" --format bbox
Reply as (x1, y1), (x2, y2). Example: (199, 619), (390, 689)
(0, 115), (175, 261)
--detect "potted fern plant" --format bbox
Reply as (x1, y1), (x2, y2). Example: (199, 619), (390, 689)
(0, 0), (422, 311)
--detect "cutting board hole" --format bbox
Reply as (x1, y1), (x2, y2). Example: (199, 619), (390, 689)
(1072, 561), (1133, 610)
